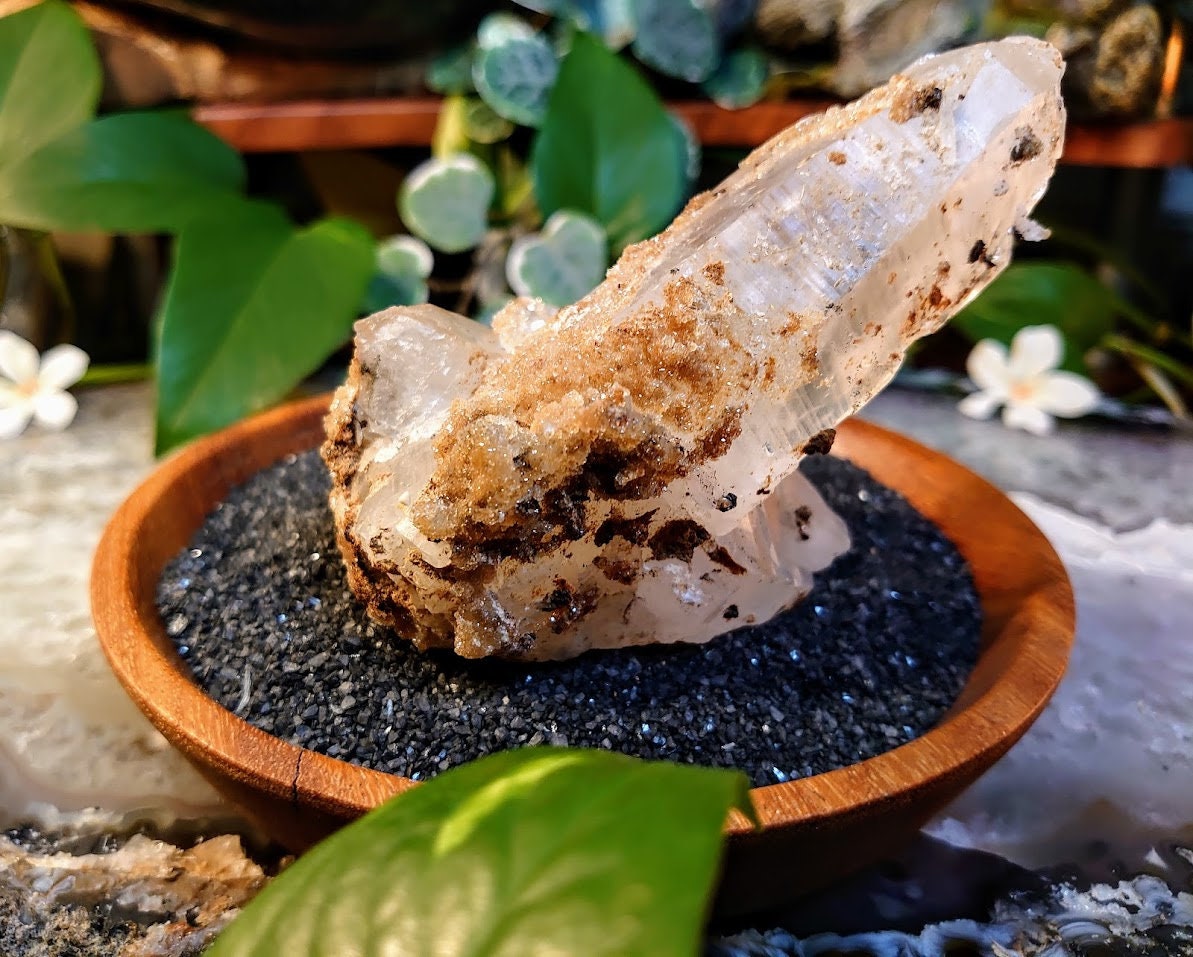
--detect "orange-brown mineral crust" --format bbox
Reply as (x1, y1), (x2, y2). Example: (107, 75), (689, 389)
(323, 38), (1065, 660)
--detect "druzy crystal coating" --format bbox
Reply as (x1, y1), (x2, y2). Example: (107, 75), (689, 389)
(324, 38), (1064, 660)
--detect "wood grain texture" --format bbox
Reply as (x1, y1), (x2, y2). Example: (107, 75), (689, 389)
(192, 95), (1193, 168)
(92, 395), (1074, 913)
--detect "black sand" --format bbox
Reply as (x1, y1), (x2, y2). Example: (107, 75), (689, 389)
(157, 451), (981, 787)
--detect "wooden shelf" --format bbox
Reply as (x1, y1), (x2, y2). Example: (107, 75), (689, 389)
(193, 97), (1193, 168)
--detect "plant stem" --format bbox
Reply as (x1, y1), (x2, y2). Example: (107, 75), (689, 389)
(1103, 334), (1193, 389)
(78, 363), (152, 387)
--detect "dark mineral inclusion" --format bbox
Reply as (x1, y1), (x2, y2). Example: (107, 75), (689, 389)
(157, 451), (981, 787)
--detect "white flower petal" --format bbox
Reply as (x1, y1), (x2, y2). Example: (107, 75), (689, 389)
(0, 399), (34, 440)
(1009, 325), (1063, 377)
(37, 344), (89, 390)
(958, 390), (1003, 420)
(32, 389), (78, 431)
(1002, 401), (1053, 436)
(966, 340), (1011, 391)
(1033, 371), (1100, 418)
(0, 331), (40, 385)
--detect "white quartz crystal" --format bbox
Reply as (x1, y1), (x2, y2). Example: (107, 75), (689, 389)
(325, 38), (1064, 660)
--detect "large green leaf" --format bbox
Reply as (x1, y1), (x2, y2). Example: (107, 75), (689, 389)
(532, 32), (686, 252)
(0, 0), (100, 165)
(208, 748), (753, 957)
(953, 261), (1119, 374)
(154, 206), (373, 452)
(0, 112), (246, 233)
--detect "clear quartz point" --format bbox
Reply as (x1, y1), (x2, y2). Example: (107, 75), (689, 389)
(324, 38), (1065, 660)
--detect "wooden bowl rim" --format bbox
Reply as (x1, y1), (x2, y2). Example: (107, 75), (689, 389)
(92, 394), (1074, 836)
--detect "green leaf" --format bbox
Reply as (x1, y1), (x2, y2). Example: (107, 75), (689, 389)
(0, 111), (246, 233)
(364, 234), (434, 312)
(507, 209), (608, 306)
(953, 262), (1119, 374)
(532, 32), (687, 251)
(208, 748), (753, 957)
(399, 153), (495, 253)
(473, 15), (560, 128)
(703, 47), (770, 109)
(154, 206), (373, 452)
(631, 0), (719, 82)
(0, 0), (100, 165)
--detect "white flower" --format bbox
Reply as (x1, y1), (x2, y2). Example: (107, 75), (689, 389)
(0, 332), (90, 440)
(959, 324), (1099, 436)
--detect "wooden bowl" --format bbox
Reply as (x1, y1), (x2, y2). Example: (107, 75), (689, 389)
(92, 395), (1073, 915)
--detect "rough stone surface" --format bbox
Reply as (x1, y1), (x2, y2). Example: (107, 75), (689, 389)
(325, 38), (1065, 660)
(158, 450), (980, 787)
(0, 383), (221, 826)
(0, 828), (266, 957)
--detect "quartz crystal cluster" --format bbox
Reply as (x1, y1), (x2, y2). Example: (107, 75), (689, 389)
(324, 38), (1064, 660)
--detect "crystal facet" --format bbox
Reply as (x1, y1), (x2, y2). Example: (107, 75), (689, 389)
(324, 38), (1064, 660)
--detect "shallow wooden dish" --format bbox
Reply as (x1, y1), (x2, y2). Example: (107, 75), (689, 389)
(93, 394), (1073, 915)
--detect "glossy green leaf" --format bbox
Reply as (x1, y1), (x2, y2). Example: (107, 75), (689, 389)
(631, 0), (719, 82)
(473, 16), (560, 128)
(0, 111), (246, 233)
(507, 209), (608, 306)
(208, 748), (754, 957)
(364, 234), (434, 312)
(0, 0), (100, 165)
(953, 261), (1119, 374)
(154, 206), (373, 452)
(532, 32), (686, 251)
(703, 47), (770, 109)
(399, 153), (495, 253)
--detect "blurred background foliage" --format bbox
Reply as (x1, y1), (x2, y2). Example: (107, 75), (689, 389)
(1, 0), (1191, 449)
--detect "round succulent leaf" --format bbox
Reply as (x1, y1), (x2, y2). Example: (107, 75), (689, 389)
(512, 0), (566, 13)
(668, 111), (701, 185)
(399, 153), (494, 254)
(703, 46), (770, 108)
(426, 43), (475, 95)
(507, 210), (608, 307)
(365, 234), (434, 312)
(473, 29), (560, 127)
(705, 0), (758, 35)
(596, 0), (638, 48)
(477, 12), (538, 48)
(377, 234), (433, 279)
(464, 98), (515, 144)
(631, 0), (719, 82)
(567, 0), (637, 48)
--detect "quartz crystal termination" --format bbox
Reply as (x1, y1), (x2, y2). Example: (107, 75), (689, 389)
(324, 38), (1064, 660)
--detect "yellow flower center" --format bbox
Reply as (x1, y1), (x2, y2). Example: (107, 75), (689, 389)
(1009, 380), (1036, 403)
